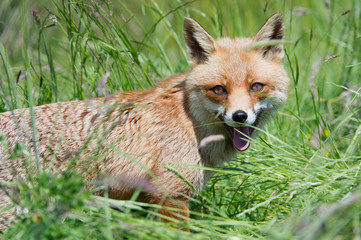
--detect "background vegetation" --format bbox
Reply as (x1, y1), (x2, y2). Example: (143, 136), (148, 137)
(0, 0), (360, 239)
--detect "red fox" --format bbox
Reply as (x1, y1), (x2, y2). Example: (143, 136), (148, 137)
(0, 13), (289, 229)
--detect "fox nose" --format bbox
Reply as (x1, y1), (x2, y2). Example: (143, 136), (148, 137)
(232, 110), (248, 123)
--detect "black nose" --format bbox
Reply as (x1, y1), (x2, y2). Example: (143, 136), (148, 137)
(232, 110), (248, 123)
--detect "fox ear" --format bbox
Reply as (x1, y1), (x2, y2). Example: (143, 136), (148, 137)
(254, 13), (284, 61)
(184, 18), (216, 66)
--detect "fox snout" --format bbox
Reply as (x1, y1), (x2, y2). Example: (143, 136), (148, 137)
(223, 108), (258, 127)
(232, 110), (248, 123)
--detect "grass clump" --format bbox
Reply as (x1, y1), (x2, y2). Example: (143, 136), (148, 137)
(3, 172), (88, 239)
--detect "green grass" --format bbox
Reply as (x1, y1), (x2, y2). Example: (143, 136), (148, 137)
(0, 0), (360, 239)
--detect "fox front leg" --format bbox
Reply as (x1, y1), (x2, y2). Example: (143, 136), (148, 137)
(156, 197), (190, 231)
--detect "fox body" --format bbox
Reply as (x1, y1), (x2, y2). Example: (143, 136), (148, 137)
(0, 14), (289, 228)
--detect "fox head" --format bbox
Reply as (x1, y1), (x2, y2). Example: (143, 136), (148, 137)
(184, 13), (290, 151)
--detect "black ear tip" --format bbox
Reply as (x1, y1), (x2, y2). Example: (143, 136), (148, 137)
(183, 18), (196, 34)
(184, 17), (190, 25)
(270, 12), (284, 23)
(184, 17), (193, 22)
(184, 17), (195, 27)
(268, 12), (284, 39)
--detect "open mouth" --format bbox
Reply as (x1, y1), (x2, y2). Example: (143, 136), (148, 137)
(221, 110), (262, 151)
(224, 125), (253, 151)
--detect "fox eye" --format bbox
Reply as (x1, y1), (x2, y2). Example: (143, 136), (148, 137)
(250, 82), (265, 92)
(212, 85), (227, 95)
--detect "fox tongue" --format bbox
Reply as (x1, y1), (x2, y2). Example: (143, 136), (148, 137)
(233, 126), (251, 151)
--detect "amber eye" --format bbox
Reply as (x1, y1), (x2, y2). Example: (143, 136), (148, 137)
(212, 85), (227, 95)
(250, 82), (265, 92)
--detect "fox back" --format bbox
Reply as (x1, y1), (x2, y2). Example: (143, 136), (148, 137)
(0, 13), (289, 228)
